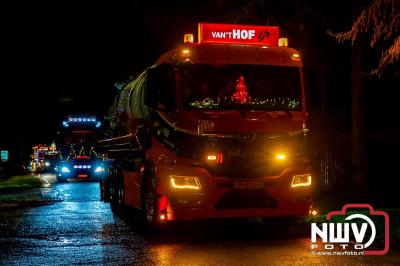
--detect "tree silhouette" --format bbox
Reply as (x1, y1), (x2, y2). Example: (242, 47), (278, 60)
(336, 0), (399, 75)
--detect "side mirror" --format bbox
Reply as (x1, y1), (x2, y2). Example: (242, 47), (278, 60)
(144, 64), (175, 111)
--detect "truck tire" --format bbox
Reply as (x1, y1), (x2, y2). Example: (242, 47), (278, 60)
(140, 172), (160, 230)
(100, 170), (111, 202)
(110, 181), (124, 215)
(109, 179), (117, 213)
(110, 168), (125, 216)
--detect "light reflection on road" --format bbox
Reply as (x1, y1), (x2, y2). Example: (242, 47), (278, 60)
(0, 181), (399, 265)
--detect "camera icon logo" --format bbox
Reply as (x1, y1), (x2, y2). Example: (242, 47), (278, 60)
(311, 204), (390, 255)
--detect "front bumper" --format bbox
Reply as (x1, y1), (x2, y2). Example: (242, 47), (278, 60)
(155, 165), (312, 221)
(57, 169), (104, 180)
(170, 204), (311, 221)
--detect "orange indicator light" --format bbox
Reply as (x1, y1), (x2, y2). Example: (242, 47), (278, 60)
(184, 33), (194, 44)
(207, 155), (217, 161)
(278, 37), (288, 47)
(276, 154), (286, 160)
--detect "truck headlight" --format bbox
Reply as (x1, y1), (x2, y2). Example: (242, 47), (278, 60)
(170, 175), (201, 190)
(291, 174), (311, 188)
(94, 166), (104, 173)
(61, 166), (70, 173)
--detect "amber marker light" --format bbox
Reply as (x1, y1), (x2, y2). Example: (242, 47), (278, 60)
(181, 48), (191, 56)
(278, 37), (288, 47)
(276, 154), (286, 160)
(206, 153), (223, 163)
(184, 33), (194, 44)
(291, 53), (301, 61)
(207, 154), (217, 161)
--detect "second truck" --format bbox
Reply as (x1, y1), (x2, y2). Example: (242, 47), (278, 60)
(98, 23), (312, 227)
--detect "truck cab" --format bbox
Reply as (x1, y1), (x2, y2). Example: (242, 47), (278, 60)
(100, 23), (312, 226)
(55, 116), (105, 182)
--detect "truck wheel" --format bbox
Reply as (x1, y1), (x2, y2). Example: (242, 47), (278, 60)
(108, 167), (116, 203)
(109, 180), (117, 213)
(110, 176), (125, 216)
(100, 177), (110, 202)
(141, 177), (160, 229)
(144, 190), (156, 224)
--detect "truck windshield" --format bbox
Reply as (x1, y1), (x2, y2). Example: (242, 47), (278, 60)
(177, 64), (302, 110)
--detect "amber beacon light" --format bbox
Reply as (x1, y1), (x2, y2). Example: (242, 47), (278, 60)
(184, 33), (194, 44)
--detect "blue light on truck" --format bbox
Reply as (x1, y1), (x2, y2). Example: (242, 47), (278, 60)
(65, 117), (98, 124)
(73, 165), (92, 169)
(61, 166), (70, 173)
(94, 166), (104, 173)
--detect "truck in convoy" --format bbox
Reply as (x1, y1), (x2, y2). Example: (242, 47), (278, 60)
(55, 115), (105, 182)
(98, 23), (312, 227)
(31, 143), (59, 173)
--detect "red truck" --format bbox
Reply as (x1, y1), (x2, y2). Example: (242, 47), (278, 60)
(99, 23), (312, 227)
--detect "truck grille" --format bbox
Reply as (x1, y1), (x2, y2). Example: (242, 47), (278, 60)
(206, 160), (285, 178)
(202, 135), (304, 178)
(205, 144), (286, 178)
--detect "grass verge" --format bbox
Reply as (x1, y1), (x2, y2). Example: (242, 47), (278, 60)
(0, 174), (44, 192)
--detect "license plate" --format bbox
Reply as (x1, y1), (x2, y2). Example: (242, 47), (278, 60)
(78, 174), (88, 178)
(234, 181), (264, 189)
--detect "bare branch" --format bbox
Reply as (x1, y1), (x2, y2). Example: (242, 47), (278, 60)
(335, 0), (399, 74)
(371, 35), (400, 75)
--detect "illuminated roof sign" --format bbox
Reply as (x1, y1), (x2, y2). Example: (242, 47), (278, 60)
(198, 23), (279, 46)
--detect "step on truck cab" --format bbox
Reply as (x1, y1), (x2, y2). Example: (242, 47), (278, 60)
(99, 23), (312, 226)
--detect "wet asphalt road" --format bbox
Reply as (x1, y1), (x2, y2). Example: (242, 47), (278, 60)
(0, 176), (399, 265)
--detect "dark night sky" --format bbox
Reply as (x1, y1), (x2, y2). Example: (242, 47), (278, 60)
(2, 1), (225, 146)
